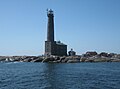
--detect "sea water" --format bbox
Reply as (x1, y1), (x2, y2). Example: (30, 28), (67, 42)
(0, 62), (120, 89)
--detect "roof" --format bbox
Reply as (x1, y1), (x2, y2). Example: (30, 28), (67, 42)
(56, 41), (66, 45)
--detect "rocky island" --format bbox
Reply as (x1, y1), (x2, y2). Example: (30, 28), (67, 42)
(0, 52), (120, 63)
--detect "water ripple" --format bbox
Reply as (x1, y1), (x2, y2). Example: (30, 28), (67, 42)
(0, 62), (120, 89)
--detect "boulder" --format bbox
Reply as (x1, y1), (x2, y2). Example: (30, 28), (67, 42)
(13, 58), (21, 62)
(80, 57), (87, 62)
(107, 53), (115, 58)
(98, 52), (108, 57)
(59, 57), (66, 62)
(0, 56), (10, 62)
(23, 58), (32, 62)
(93, 58), (111, 62)
(85, 59), (94, 62)
(42, 57), (55, 63)
(86, 51), (97, 57)
(111, 59), (120, 62)
(54, 56), (60, 61)
(49, 60), (60, 63)
(32, 57), (43, 62)
(114, 54), (120, 59)
(67, 59), (80, 63)
(61, 57), (70, 63)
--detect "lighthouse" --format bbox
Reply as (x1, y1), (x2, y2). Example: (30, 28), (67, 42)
(45, 9), (67, 56)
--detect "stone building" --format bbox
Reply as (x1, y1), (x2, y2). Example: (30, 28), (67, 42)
(45, 9), (67, 56)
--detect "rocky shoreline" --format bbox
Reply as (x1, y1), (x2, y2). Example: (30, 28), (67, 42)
(0, 52), (120, 63)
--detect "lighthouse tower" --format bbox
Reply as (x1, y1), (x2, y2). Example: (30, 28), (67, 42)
(45, 9), (67, 56)
(47, 9), (54, 42)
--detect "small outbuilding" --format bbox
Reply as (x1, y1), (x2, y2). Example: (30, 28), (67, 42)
(68, 49), (76, 56)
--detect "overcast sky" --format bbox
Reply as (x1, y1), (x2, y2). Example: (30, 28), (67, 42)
(0, 0), (120, 56)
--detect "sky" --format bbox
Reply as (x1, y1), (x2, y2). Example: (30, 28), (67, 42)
(0, 0), (120, 56)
